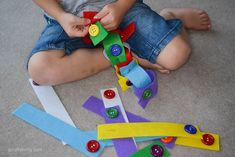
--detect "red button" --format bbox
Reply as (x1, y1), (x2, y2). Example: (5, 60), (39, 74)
(86, 140), (100, 153)
(104, 89), (116, 99)
(201, 134), (215, 146)
(160, 137), (174, 144)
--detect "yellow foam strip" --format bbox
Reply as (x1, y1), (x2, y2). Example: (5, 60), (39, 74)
(98, 122), (203, 140)
(115, 68), (130, 91)
(114, 58), (141, 91)
(175, 132), (220, 151)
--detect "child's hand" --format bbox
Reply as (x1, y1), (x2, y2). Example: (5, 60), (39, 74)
(58, 13), (91, 38)
(94, 2), (126, 31)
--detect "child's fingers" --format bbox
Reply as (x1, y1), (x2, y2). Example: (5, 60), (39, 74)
(94, 7), (109, 19)
(100, 13), (112, 26)
(76, 18), (91, 26)
(103, 23), (116, 31)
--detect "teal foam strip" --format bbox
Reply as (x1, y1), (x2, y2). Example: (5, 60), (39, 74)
(86, 131), (162, 147)
(12, 103), (105, 157)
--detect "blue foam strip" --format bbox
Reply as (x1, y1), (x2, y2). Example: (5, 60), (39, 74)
(120, 61), (151, 88)
(86, 131), (113, 146)
(12, 103), (105, 157)
(119, 60), (137, 76)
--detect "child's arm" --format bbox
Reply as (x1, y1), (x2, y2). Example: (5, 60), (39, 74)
(94, 0), (136, 31)
(32, 0), (91, 37)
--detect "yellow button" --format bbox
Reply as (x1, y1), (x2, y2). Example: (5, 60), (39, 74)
(89, 24), (99, 37)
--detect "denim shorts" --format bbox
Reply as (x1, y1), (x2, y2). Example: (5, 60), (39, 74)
(27, 1), (182, 66)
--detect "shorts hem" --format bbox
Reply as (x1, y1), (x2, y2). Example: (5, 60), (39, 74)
(149, 20), (183, 64)
(26, 47), (66, 70)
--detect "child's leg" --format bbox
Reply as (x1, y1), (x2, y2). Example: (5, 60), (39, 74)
(120, 3), (211, 74)
(28, 48), (111, 85)
(156, 8), (211, 71)
(160, 8), (211, 30)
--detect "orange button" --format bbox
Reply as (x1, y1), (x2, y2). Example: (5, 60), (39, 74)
(160, 137), (174, 144)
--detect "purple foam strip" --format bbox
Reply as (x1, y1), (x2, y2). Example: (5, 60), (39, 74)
(132, 70), (158, 108)
(82, 96), (176, 150)
(83, 96), (138, 156)
(103, 106), (137, 157)
(83, 96), (149, 122)
(83, 96), (104, 116)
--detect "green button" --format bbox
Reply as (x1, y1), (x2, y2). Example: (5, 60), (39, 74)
(106, 107), (119, 119)
(142, 89), (152, 100)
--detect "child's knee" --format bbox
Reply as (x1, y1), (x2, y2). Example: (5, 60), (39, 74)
(157, 39), (191, 71)
(172, 42), (191, 70)
(28, 53), (59, 85)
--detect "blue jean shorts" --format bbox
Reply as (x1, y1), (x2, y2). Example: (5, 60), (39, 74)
(28, 1), (182, 66)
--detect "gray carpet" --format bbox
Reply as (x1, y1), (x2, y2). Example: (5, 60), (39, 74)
(0, 0), (235, 157)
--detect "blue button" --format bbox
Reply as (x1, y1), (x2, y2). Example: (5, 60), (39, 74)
(184, 124), (197, 134)
(110, 44), (122, 56)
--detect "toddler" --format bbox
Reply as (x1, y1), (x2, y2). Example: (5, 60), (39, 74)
(28, 0), (211, 85)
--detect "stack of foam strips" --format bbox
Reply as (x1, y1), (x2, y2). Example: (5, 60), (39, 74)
(12, 12), (220, 157)
(83, 11), (158, 109)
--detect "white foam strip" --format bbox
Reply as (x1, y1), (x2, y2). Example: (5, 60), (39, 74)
(29, 79), (76, 145)
(100, 88), (129, 122)
(100, 87), (137, 146)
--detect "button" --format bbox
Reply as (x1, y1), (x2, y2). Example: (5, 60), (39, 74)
(86, 140), (100, 153)
(201, 134), (215, 146)
(104, 89), (116, 99)
(160, 137), (174, 144)
(142, 89), (152, 100)
(33, 81), (40, 86)
(126, 80), (133, 86)
(151, 144), (164, 157)
(184, 124), (197, 134)
(106, 107), (119, 119)
(89, 24), (99, 37)
(110, 44), (122, 56)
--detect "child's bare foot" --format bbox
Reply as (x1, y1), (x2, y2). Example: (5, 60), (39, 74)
(160, 8), (211, 30)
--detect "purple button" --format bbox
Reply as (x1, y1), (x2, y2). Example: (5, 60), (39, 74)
(151, 144), (164, 157)
(110, 44), (122, 56)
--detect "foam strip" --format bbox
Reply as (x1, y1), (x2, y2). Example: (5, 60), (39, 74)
(97, 122), (205, 140)
(103, 106), (137, 157)
(175, 133), (220, 151)
(100, 88), (129, 122)
(82, 96), (163, 143)
(130, 141), (170, 157)
(100, 88), (137, 156)
(12, 103), (105, 157)
(29, 78), (76, 145)
(119, 60), (151, 88)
